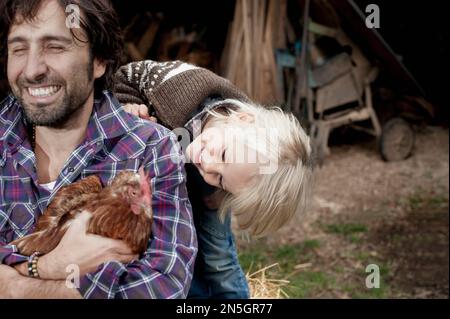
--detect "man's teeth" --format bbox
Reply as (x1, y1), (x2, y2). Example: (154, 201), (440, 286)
(28, 86), (60, 98)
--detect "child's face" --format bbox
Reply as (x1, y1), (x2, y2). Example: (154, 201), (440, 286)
(186, 114), (264, 194)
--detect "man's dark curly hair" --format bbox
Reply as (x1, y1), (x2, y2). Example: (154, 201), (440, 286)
(0, 0), (124, 93)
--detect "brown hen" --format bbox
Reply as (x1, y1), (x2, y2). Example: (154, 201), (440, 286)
(11, 167), (153, 255)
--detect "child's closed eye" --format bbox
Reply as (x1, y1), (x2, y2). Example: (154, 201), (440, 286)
(221, 148), (227, 163)
(219, 175), (224, 189)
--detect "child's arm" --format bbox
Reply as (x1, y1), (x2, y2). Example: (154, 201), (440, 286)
(114, 61), (150, 106)
(114, 60), (250, 129)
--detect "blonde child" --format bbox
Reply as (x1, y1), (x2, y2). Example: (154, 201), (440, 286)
(114, 60), (313, 298)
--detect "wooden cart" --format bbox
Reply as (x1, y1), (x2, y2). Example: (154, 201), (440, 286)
(292, 0), (418, 163)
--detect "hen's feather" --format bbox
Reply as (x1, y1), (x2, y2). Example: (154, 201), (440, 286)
(11, 171), (153, 256)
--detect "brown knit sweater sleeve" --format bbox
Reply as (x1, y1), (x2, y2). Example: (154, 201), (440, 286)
(114, 60), (250, 129)
(114, 62), (149, 106)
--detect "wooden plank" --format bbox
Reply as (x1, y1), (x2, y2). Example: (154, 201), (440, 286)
(308, 20), (338, 38)
(220, 21), (233, 75)
(293, 0), (311, 119)
(276, 0), (287, 49)
(225, 0), (243, 81)
(242, 0), (253, 96)
(285, 17), (296, 44)
(137, 15), (162, 57)
(267, 0), (283, 102)
(254, 0), (267, 99)
(252, 0), (260, 97)
(310, 52), (353, 88)
(125, 42), (144, 61)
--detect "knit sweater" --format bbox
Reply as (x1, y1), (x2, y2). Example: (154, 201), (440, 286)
(114, 60), (249, 129)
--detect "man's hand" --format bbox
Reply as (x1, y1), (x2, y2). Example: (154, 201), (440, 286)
(0, 264), (82, 299)
(123, 103), (157, 122)
(0, 264), (20, 298)
(37, 211), (138, 280)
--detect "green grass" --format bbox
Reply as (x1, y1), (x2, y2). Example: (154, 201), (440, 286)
(238, 249), (268, 272)
(286, 271), (331, 298)
(324, 223), (368, 236)
(239, 240), (321, 272)
(321, 223), (368, 244)
(238, 191), (447, 298)
(238, 238), (396, 298)
(408, 193), (448, 210)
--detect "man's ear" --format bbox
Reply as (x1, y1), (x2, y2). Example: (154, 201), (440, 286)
(93, 58), (106, 80)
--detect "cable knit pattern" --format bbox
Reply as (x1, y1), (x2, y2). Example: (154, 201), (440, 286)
(114, 60), (249, 129)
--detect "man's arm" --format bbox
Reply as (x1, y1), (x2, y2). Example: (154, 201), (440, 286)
(77, 128), (198, 299)
(0, 211), (138, 298)
(0, 264), (81, 299)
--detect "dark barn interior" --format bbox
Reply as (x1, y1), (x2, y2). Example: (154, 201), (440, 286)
(1, 0), (448, 125)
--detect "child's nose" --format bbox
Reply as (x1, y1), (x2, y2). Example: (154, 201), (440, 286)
(200, 160), (216, 174)
(201, 150), (216, 167)
(204, 143), (221, 160)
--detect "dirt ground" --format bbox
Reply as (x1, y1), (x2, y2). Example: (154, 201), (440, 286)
(237, 125), (449, 299)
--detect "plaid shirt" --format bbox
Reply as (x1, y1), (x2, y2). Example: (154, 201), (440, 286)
(0, 91), (197, 299)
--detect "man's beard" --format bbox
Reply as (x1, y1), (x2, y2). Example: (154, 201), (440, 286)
(17, 86), (93, 129)
(13, 61), (94, 129)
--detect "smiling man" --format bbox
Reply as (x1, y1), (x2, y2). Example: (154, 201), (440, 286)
(0, 0), (197, 298)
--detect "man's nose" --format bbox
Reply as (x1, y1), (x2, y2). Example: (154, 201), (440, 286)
(23, 50), (48, 82)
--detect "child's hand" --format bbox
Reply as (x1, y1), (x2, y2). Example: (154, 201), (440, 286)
(123, 103), (157, 123)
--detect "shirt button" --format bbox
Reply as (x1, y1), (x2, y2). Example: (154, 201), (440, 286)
(64, 167), (75, 175)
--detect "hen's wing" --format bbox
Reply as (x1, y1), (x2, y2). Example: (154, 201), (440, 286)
(36, 175), (103, 231)
(11, 175), (103, 255)
(85, 196), (153, 254)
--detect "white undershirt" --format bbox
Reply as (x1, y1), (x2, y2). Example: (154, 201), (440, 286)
(39, 181), (56, 192)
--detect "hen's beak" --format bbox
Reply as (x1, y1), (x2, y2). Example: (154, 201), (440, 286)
(141, 204), (153, 220)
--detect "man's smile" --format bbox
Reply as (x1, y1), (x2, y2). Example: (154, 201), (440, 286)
(23, 85), (62, 104)
(27, 85), (61, 97)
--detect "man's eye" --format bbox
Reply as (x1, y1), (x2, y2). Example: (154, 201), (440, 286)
(11, 48), (26, 55)
(47, 45), (64, 52)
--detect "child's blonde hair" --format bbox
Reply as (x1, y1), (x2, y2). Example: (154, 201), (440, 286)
(205, 99), (314, 237)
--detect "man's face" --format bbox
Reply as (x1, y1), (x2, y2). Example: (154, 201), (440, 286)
(6, 0), (105, 128)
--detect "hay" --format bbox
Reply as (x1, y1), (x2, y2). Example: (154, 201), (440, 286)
(246, 263), (290, 299)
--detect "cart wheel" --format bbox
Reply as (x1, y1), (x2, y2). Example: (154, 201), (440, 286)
(379, 117), (415, 161)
